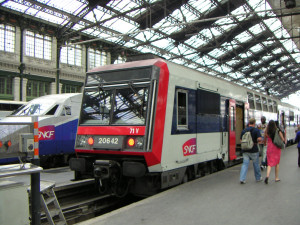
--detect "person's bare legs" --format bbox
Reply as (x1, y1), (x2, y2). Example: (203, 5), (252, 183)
(275, 164), (280, 181)
(265, 165), (271, 184)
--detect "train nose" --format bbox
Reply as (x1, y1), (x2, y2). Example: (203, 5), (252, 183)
(0, 124), (32, 159)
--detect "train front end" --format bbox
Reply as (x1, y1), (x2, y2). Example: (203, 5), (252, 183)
(70, 58), (169, 196)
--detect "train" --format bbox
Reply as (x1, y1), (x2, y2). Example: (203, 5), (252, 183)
(69, 57), (300, 196)
(0, 93), (82, 167)
(0, 100), (27, 120)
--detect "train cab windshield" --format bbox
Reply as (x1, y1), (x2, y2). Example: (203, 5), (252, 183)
(80, 83), (149, 125)
(11, 101), (59, 116)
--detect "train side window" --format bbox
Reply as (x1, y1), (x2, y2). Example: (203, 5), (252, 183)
(177, 90), (188, 128)
(255, 95), (262, 110)
(289, 111), (294, 122)
(273, 101), (278, 113)
(262, 97), (268, 111)
(247, 92), (255, 109)
(46, 105), (59, 115)
(268, 99), (273, 112)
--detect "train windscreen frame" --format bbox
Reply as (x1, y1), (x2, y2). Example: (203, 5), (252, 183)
(80, 82), (150, 126)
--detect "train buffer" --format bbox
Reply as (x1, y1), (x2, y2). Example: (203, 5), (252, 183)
(29, 180), (67, 225)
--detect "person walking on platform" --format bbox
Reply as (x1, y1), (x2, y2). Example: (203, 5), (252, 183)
(295, 126), (300, 167)
(263, 120), (285, 184)
(257, 116), (268, 170)
(240, 118), (262, 184)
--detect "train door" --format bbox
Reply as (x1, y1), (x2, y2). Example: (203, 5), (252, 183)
(228, 99), (237, 160)
(235, 104), (244, 157)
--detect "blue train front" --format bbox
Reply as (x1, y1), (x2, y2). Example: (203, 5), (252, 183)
(0, 93), (82, 167)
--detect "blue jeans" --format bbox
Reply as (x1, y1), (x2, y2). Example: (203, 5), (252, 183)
(240, 152), (261, 182)
(258, 144), (267, 166)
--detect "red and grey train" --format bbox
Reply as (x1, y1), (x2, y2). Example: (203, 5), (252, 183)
(70, 57), (299, 196)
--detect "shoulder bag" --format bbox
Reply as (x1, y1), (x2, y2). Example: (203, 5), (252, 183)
(273, 128), (284, 149)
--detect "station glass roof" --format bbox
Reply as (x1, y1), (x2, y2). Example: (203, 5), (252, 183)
(1, 0), (300, 99)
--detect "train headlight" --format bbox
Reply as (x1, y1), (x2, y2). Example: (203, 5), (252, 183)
(87, 137), (94, 146)
(0, 141), (2, 148)
(127, 138), (135, 147)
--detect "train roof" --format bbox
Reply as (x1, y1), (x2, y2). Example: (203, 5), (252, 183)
(28, 93), (82, 103)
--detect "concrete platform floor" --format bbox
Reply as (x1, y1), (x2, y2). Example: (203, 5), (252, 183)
(78, 145), (300, 225)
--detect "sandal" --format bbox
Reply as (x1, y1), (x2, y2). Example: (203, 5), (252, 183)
(275, 179), (281, 182)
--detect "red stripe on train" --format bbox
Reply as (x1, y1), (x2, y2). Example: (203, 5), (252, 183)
(77, 126), (146, 135)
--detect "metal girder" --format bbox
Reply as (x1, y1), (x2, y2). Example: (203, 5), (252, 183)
(170, 0), (246, 43)
(134, 0), (188, 29)
(197, 15), (261, 55)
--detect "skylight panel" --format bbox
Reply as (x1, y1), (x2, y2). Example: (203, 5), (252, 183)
(198, 55), (216, 66)
(221, 42), (234, 52)
(248, 0), (272, 13)
(277, 67), (285, 72)
(235, 31), (252, 43)
(185, 35), (207, 48)
(191, 0), (215, 13)
(50, 0), (84, 14)
(249, 24), (264, 35)
(209, 48), (225, 58)
(215, 17), (236, 31)
(239, 52), (251, 59)
(250, 44), (263, 53)
(85, 9), (110, 23)
(134, 30), (154, 42)
(2, 1), (28, 13)
(153, 20), (178, 35)
(107, 0), (137, 13)
(270, 61), (280, 66)
(272, 48), (282, 55)
(103, 18), (136, 34)
(231, 5), (250, 22)
(72, 23), (85, 31)
(151, 39), (170, 49)
(200, 28), (214, 40)
(35, 11), (65, 24)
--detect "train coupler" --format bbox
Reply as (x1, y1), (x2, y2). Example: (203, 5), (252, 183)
(93, 160), (119, 179)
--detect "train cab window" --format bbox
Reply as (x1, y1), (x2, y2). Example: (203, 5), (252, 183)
(46, 105), (59, 115)
(262, 97), (268, 111)
(255, 95), (262, 110)
(268, 99), (273, 112)
(247, 92), (255, 109)
(177, 90), (188, 128)
(60, 106), (71, 116)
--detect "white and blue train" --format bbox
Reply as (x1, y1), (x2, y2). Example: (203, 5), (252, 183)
(68, 57), (299, 196)
(0, 93), (82, 167)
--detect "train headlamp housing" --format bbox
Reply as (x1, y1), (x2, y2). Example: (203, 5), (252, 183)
(4, 140), (12, 148)
(126, 136), (144, 149)
(0, 141), (2, 148)
(76, 135), (87, 147)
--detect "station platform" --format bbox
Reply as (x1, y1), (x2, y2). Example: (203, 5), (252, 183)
(78, 145), (300, 225)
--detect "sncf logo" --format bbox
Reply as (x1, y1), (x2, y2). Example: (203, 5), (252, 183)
(39, 125), (55, 140)
(182, 138), (197, 156)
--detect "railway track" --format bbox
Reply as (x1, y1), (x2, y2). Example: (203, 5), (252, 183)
(39, 177), (143, 225)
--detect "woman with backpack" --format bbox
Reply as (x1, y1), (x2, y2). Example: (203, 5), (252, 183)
(263, 120), (285, 184)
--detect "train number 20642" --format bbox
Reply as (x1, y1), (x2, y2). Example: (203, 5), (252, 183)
(98, 137), (119, 145)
